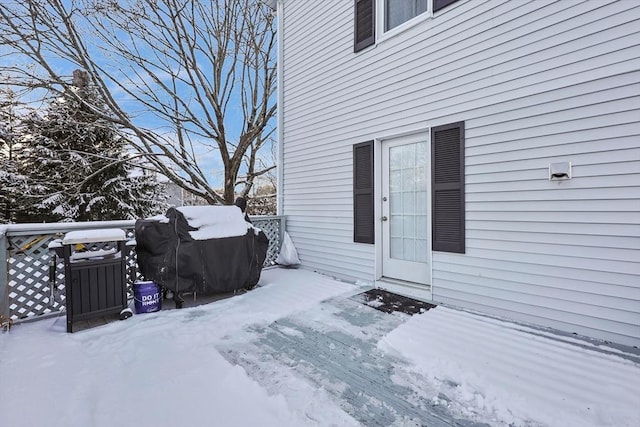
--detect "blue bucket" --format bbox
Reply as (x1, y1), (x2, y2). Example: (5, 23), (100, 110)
(134, 281), (162, 314)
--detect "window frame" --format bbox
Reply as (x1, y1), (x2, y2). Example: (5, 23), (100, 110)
(383, 0), (430, 33)
(355, 0), (461, 53)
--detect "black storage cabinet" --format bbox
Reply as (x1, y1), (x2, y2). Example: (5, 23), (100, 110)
(61, 229), (129, 332)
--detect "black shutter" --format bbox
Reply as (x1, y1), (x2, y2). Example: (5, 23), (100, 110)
(433, 0), (460, 13)
(431, 122), (465, 253)
(354, 0), (375, 53)
(354, 141), (374, 243)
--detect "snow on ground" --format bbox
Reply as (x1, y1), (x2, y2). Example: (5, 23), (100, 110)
(379, 307), (640, 427)
(1, 268), (639, 427)
(0, 268), (358, 427)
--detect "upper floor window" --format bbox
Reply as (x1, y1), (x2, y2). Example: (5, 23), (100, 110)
(385, 0), (428, 31)
(354, 0), (460, 52)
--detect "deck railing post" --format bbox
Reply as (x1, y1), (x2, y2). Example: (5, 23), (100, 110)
(0, 227), (8, 317)
(280, 216), (286, 253)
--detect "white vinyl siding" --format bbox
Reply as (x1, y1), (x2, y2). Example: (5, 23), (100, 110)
(280, 0), (640, 346)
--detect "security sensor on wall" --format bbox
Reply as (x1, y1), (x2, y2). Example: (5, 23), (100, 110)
(549, 162), (572, 181)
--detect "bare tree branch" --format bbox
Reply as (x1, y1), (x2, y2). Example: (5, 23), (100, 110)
(0, 0), (277, 205)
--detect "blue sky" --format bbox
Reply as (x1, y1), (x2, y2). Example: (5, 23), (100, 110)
(0, 0), (277, 191)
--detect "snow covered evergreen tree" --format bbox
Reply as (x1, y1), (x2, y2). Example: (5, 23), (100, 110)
(13, 70), (164, 223)
(0, 89), (28, 223)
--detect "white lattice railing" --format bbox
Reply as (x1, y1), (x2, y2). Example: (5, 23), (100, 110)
(0, 216), (285, 322)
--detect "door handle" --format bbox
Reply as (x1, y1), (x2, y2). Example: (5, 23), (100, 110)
(381, 216), (388, 221)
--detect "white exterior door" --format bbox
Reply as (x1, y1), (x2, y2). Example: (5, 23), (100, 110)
(381, 135), (430, 285)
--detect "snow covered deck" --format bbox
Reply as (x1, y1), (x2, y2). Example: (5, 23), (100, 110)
(1, 268), (638, 427)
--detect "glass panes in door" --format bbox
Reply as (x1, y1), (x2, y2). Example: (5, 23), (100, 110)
(388, 142), (428, 262)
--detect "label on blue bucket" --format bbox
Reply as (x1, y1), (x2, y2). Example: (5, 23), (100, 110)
(134, 281), (162, 314)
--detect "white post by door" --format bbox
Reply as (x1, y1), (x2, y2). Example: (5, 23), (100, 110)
(381, 135), (430, 286)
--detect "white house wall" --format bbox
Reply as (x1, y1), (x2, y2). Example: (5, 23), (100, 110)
(280, 0), (640, 346)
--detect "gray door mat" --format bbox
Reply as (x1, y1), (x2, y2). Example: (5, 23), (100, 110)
(352, 288), (437, 315)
